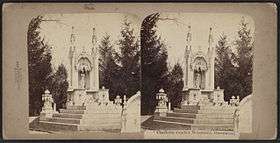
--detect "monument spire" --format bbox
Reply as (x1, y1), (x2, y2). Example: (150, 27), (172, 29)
(68, 26), (76, 89)
(208, 27), (214, 50)
(91, 27), (97, 46)
(69, 26), (76, 55)
(186, 25), (192, 51)
(70, 26), (76, 46)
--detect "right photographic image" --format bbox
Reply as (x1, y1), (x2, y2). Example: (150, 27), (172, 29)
(140, 13), (254, 139)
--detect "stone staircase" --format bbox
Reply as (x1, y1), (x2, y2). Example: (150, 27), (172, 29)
(37, 105), (122, 132)
(153, 105), (237, 131)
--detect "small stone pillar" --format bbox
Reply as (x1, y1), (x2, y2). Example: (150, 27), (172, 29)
(114, 95), (122, 106)
(168, 102), (172, 112)
(155, 89), (168, 116)
(121, 95), (128, 132)
(230, 96), (240, 106)
(40, 90), (58, 119)
(233, 109), (240, 134)
(98, 86), (109, 105)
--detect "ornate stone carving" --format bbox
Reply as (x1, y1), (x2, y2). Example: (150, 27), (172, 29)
(155, 89), (168, 116)
(191, 57), (208, 71)
(114, 95), (122, 106)
(76, 57), (92, 72)
(40, 90), (58, 118)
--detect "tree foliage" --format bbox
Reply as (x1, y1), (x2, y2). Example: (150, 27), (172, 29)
(49, 64), (69, 110)
(215, 34), (239, 101)
(141, 13), (169, 115)
(165, 63), (184, 109)
(98, 34), (121, 100)
(116, 18), (140, 98)
(233, 18), (254, 99)
(215, 18), (253, 101)
(28, 16), (53, 116)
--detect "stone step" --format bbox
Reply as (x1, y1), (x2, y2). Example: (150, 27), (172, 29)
(154, 116), (194, 124)
(59, 109), (85, 114)
(79, 124), (121, 131)
(80, 118), (121, 125)
(196, 113), (234, 119)
(154, 120), (234, 131)
(167, 112), (196, 118)
(198, 109), (235, 114)
(82, 113), (121, 119)
(191, 124), (234, 131)
(53, 113), (83, 119)
(42, 117), (81, 124)
(181, 105), (200, 110)
(38, 121), (79, 131)
(152, 120), (192, 130)
(155, 115), (234, 125)
(174, 108), (235, 114)
(66, 106), (86, 110)
(199, 106), (237, 110)
(194, 118), (234, 124)
(174, 108), (198, 113)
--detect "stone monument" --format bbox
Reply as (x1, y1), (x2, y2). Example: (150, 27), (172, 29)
(181, 26), (225, 106)
(155, 89), (168, 117)
(152, 26), (240, 134)
(40, 90), (58, 118)
(37, 26), (140, 132)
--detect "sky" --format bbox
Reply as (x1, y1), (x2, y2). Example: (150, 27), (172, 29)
(38, 13), (140, 70)
(36, 13), (254, 70)
(155, 13), (255, 67)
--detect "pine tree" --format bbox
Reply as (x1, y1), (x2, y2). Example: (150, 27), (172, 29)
(49, 64), (69, 110)
(28, 16), (53, 116)
(215, 34), (238, 101)
(117, 18), (140, 98)
(233, 18), (254, 100)
(165, 63), (184, 109)
(98, 34), (121, 99)
(141, 13), (169, 115)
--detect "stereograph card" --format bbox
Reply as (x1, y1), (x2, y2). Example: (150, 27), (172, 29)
(2, 3), (277, 140)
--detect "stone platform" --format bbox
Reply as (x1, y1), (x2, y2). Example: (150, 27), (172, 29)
(152, 105), (237, 131)
(36, 105), (122, 132)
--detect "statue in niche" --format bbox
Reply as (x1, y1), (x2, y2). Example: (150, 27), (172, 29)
(195, 72), (201, 89)
(80, 68), (86, 89)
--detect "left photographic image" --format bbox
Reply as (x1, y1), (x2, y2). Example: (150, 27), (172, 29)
(28, 13), (141, 134)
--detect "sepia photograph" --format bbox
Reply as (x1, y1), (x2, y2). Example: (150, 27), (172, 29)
(140, 13), (254, 139)
(28, 13), (141, 134)
(2, 3), (277, 140)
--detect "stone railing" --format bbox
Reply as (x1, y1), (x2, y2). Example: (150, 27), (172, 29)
(121, 91), (141, 133)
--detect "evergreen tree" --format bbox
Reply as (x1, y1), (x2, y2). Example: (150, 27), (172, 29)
(49, 64), (69, 110)
(98, 34), (121, 99)
(233, 18), (254, 100)
(28, 16), (53, 116)
(215, 34), (238, 101)
(117, 18), (140, 98)
(165, 63), (184, 109)
(141, 13), (169, 115)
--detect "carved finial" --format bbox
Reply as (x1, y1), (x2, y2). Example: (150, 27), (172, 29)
(70, 26), (76, 44)
(102, 86), (105, 90)
(124, 95), (127, 101)
(45, 89), (50, 94)
(92, 27), (97, 45)
(208, 27), (213, 48)
(159, 88), (164, 93)
(186, 25), (192, 43)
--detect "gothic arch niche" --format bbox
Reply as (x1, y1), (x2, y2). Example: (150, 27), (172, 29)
(192, 57), (208, 89)
(76, 57), (92, 89)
